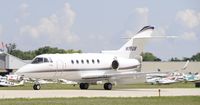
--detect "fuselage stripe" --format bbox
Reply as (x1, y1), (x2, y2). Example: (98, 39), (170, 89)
(24, 65), (139, 73)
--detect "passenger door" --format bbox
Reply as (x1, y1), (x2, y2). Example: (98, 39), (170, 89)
(54, 59), (63, 78)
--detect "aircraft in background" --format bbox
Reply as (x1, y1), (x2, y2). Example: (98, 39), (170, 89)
(6, 74), (22, 81)
(0, 79), (24, 87)
(0, 75), (24, 87)
(59, 79), (77, 85)
(146, 60), (190, 84)
(0, 76), (7, 80)
(184, 72), (200, 82)
(16, 26), (172, 90)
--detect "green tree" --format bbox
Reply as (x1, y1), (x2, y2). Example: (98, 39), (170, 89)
(66, 49), (82, 53)
(7, 44), (82, 60)
(191, 52), (200, 61)
(141, 52), (161, 61)
(182, 57), (190, 61)
(170, 57), (181, 61)
(35, 46), (65, 55)
(6, 43), (16, 54)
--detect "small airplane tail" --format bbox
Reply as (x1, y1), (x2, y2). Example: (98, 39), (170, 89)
(181, 60), (190, 70)
(18, 80), (25, 85)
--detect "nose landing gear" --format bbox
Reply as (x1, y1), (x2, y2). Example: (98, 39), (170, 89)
(33, 80), (41, 90)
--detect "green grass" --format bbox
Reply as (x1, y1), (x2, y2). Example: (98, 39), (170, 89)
(0, 82), (197, 90)
(0, 96), (199, 105)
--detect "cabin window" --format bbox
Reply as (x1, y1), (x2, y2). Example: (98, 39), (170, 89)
(32, 57), (50, 64)
(76, 60), (79, 64)
(86, 60), (89, 64)
(49, 58), (53, 63)
(81, 60), (84, 64)
(97, 59), (100, 63)
(71, 60), (74, 64)
(92, 59), (95, 64)
(44, 58), (49, 63)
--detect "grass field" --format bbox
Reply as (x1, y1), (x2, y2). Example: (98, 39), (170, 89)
(0, 96), (199, 105)
(0, 82), (197, 90)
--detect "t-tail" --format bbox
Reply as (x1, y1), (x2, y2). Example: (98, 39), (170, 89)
(102, 26), (154, 60)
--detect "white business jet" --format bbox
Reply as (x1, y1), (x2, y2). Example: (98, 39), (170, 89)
(16, 26), (159, 90)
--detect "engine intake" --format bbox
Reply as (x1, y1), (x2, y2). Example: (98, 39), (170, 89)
(112, 60), (119, 70)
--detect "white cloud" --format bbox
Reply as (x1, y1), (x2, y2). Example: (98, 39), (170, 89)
(135, 7), (149, 15)
(176, 9), (200, 28)
(135, 7), (149, 27)
(16, 3), (30, 24)
(20, 2), (79, 44)
(37, 14), (59, 37)
(153, 27), (167, 36)
(63, 3), (76, 27)
(20, 25), (39, 38)
(181, 32), (197, 41)
(20, 3), (30, 17)
(123, 7), (150, 38)
(124, 7), (149, 37)
(0, 25), (3, 36)
(124, 30), (134, 37)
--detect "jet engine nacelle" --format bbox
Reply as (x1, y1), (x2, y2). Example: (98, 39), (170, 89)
(111, 58), (140, 70)
(111, 60), (119, 70)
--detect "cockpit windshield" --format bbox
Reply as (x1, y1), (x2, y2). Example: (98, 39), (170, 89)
(31, 57), (49, 64)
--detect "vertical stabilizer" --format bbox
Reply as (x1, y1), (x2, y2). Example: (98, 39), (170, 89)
(119, 26), (154, 58)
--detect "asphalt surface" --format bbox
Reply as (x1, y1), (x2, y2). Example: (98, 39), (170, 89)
(0, 88), (199, 99)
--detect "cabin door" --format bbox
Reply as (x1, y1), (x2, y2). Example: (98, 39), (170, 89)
(55, 60), (63, 78)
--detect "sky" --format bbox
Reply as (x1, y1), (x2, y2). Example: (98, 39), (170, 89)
(0, 0), (200, 60)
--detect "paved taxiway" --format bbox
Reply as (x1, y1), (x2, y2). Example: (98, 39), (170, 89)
(0, 88), (199, 99)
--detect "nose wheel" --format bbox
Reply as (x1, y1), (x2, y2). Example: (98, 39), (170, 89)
(104, 83), (112, 90)
(33, 84), (41, 90)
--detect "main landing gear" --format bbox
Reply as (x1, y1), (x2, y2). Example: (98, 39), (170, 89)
(104, 83), (112, 90)
(79, 82), (113, 90)
(33, 84), (41, 90)
(79, 83), (89, 89)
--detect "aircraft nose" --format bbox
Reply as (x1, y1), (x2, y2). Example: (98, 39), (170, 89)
(15, 65), (29, 76)
(15, 68), (24, 76)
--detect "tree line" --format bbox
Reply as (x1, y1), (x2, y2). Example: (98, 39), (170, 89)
(142, 52), (200, 62)
(6, 43), (81, 60)
(169, 53), (200, 61)
(3, 43), (200, 61)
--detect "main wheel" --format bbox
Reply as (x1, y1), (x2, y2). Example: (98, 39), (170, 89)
(33, 84), (41, 90)
(104, 83), (112, 90)
(79, 83), (89, 89)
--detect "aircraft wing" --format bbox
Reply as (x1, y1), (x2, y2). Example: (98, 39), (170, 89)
(81, 71), (147, 80)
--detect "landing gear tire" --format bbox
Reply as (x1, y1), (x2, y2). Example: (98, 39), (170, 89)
(79, 83), (89, 89)
(104, 83), (112, 90)
(33, 84), (41, 90)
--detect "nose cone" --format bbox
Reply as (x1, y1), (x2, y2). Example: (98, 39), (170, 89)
(15, 68), (24, 76)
